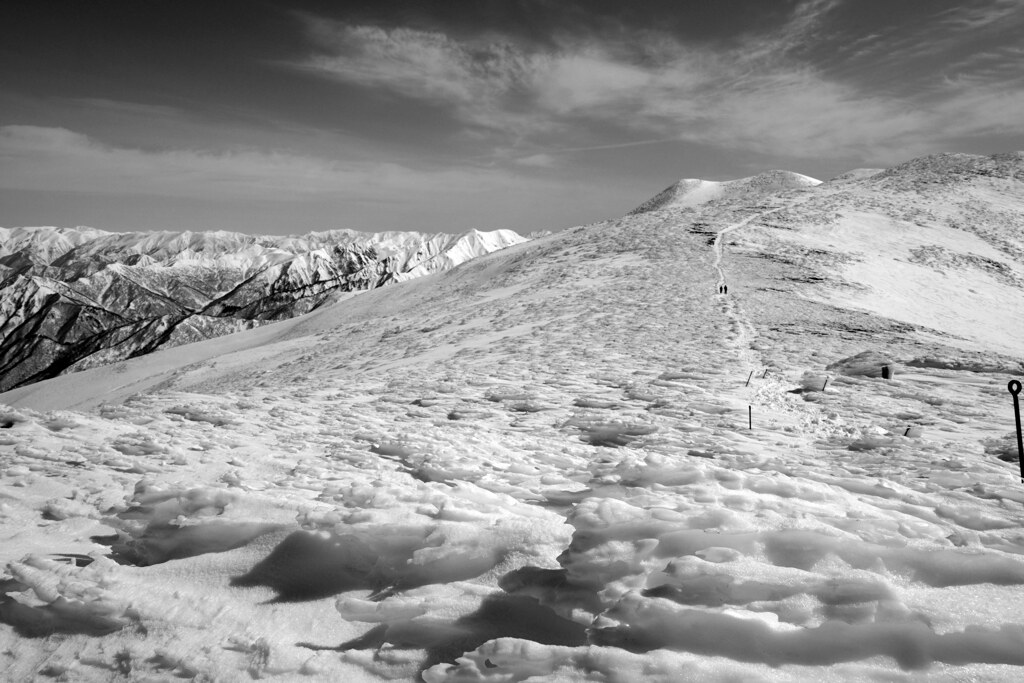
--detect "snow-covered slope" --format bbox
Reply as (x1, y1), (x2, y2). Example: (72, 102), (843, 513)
(2, 151), (1024, 682)
(728, 152), (1024, 358)
(0, 227), (527, 391)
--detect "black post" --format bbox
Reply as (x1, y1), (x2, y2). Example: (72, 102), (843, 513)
(748, 405), (752, 430)
(745, 370), (753, 387)
(822, 377), (829, 391)
(1009, 380), (1023, 483)
(762, 368), (769, 378)
(882, 365), (891, 380)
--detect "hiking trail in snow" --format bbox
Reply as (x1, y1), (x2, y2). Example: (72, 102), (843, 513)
(712, 208), (782, 291)
(710, 205), (789, 384)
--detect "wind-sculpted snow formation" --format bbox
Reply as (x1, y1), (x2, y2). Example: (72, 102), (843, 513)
(0, 227), (526, 391)
(1, 151), (1024, 681)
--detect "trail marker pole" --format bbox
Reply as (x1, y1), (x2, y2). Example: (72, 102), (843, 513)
(822, 377), (829, 392)
(1009, 380), (1024, 483)
(762, 369), (769, 378)
(745, 370), (753, 387)
(748, 405), (752, 430)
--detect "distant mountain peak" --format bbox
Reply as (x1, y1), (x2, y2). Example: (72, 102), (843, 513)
(0, 226), (527, 391)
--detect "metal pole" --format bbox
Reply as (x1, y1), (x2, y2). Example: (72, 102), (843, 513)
(822, 377), (829, 391)
(745, 370), (753, 387)
(1009, 380), (1023, 483)
(748, 405), (752, 430)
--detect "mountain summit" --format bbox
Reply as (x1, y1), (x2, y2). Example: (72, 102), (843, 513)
(629, 169), (822, 214)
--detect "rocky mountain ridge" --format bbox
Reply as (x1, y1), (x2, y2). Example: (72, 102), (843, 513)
(0, 227), (526, 391)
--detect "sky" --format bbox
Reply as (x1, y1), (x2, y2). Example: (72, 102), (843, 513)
(2, 0), (1023, 236)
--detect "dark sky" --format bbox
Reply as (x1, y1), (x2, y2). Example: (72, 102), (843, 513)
(2, 0), (1023, 234)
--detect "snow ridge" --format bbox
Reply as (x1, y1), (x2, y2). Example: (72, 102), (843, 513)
(2, 150), (1024, 681)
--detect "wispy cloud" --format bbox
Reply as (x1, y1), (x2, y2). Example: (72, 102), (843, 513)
(0, 125), (531, 201)
(936, 0), (1023, 30)
(293, 1), (1024, 164)
(741, 0), (844, 62)
(829, 1), (1024, 83)
(298, 22), (539, 135)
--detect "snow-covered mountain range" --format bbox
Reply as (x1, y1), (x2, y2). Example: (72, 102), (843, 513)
(0, 227), (527, 391)
(2, 151), (1024, 681)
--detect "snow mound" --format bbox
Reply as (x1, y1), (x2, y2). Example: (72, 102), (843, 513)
(1, 555), (137, 638)
(826, 350), (899, 379)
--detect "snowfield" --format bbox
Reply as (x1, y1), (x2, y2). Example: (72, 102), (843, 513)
(2, 152), (1024, 681)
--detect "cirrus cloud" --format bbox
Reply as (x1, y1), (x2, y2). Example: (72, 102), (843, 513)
(294, 4), (1024, 164)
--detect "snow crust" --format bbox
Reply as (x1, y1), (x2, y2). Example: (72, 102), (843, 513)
(2, 151), (1024, 681)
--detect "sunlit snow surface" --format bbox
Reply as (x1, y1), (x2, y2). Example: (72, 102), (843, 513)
(3, 156), (1024, 681)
